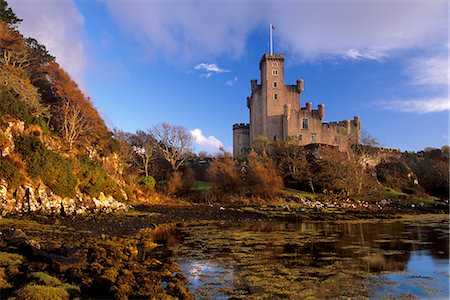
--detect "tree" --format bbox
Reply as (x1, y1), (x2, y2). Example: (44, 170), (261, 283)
(150, 123), (194, 172)
(314, 147), (380, 198)
(0, 0), (22, 27)
(128, 130), (156, 177)
(61, 100), (90, 151)
(269, 141), (314, 193)
(359, 128), (380, 147)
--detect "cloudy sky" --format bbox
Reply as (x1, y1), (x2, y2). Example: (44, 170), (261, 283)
(10, 0), (448, 153)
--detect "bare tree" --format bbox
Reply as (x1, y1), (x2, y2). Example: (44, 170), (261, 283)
(129, 130), (156, 177)
(61, 100), (90, 151)
(150, 123), (194, 172)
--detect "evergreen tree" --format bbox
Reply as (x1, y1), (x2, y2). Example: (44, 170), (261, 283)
(0, 0), (22, 27)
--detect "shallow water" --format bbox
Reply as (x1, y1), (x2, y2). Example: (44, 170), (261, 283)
(171, 215), (449, 299)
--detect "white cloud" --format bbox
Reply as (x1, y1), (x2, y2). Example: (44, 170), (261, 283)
(344, 48), (387, 61)
(104, 0), (447, 62)
(380, 97), (449, 114)
(406, 56), (448, 87)
(194, 63), (229, 78)
(226, 76), (238, 86)
(190, 128), (224, 153)
(195, 63), (228, 74)
(10, 0), (87, 87)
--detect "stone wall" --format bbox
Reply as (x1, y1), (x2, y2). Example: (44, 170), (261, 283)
(233, 52), (361, 156)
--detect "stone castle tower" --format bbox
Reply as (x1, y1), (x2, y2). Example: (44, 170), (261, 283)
(233, 53), (361, 157)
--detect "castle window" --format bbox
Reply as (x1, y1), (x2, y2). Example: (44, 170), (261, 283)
(273, 81), (278, 88)
(274, 135), (277, 141)
(273, 93), (278, 100)
(302, 119), (309, 129)
(296, 134), (302, 141)
(311, 134), (317, 143)
(272, 69), (278, 76)
(272, 61), (278, 67)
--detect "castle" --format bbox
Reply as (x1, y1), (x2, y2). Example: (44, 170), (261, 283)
(233, 53), (361, 157)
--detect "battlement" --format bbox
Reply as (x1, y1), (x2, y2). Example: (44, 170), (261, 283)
(234, 52), (361, 156)
(233, 123), (250, 130)
(260, 53), (285, 63)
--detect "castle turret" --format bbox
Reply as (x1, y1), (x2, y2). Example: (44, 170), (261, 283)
(296, 79), (304, 93)
(318, 104), (325, 120)
(305, 102), (312, 111)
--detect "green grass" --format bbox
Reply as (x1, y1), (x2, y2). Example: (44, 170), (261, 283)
(384, 187), (408, 198)
(192, 181), (212, 192)
(282, 188), (316, 200)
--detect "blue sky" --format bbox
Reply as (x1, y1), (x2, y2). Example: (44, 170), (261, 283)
(9, 0), (449, 153)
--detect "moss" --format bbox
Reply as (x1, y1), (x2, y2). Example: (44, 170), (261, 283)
(14, 284), (70, 300)
(0, 252), (24, 275)
(59, 283), (81, 297)
(0, 267), (11, 289)
(29, 272), (62, 286)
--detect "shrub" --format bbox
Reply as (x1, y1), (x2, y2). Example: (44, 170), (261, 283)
(78, 156), (117, 197)
(0, 157), (24, 189)
(376, 157), (422, 195)
(16, 135), (76, 197)
(207, 153), (241, 194)
(139, 176), (156, 191)
(245, 151), (283, 198)
(0, 89), (33, 123)
(166, 172), (182, 195)
(180, 168), (196, 194)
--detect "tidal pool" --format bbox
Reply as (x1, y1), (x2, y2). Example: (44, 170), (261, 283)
(171, 215), (449, 299)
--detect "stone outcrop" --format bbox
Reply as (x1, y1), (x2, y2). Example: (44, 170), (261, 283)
(0, 118), (25, 157)
(0, 180), (129, 216)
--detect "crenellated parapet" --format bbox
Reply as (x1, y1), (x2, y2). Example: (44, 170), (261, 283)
(233, 123), (250, 130)
(234, 52), (361, 156)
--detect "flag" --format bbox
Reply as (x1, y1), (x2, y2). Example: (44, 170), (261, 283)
(272, 24), (276, 30)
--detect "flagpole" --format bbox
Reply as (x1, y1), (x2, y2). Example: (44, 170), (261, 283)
(269, 23), (273, 55)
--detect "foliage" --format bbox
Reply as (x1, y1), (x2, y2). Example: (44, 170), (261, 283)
(313, 147), (382, 199)
(16, 135), (76, 197)
(404, 146), (449, 198)
(207, 152), (242, 194)
(245, 151), (283, 198)
(78, 155), (117, 197)
(0, 89), (33, 123)
(376, 157), (421, 194)
(180, 167), (196, 194)
(0, 0), (22, 27)
(0, 156), (24, 189)
(252, 135), (271, 154)
(166, 171), (182, 195)
(140, 175), (156, 191)
(269, 141), (313, 191)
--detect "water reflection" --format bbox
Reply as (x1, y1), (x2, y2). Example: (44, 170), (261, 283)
(172, 215), (449, 299)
